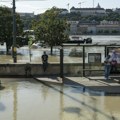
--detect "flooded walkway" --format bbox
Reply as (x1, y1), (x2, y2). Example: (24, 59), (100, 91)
(35, 76), (120, 94)
(1, 77), (119, 120)
(63, 76), (120, 94)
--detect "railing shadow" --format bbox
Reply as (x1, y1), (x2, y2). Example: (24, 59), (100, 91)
(34, 77), (115, 120)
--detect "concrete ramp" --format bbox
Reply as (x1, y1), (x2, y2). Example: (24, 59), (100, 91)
(34, 77), (63, 84)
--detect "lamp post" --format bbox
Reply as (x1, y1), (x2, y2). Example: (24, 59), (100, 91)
(12, 0), (17, 63)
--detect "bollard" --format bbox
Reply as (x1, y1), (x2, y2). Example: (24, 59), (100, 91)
(0, 80), (5, 90)
(25, 63), (31, 77)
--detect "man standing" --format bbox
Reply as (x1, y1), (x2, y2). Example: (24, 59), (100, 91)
(104, 55), (112, 80)
(111, 50), (118, 73)
(41, 51), (48, 72)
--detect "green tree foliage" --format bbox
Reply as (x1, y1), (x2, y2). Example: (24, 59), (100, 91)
(59, 12), (82, 21)
(0, 6), (23, 54)
(59, 11), (120, 23)
(32, 7), (70, 54)
(20, 15), (33, 30)
(105, 12), (120, 21)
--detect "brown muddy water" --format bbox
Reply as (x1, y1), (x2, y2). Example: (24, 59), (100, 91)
(1, 35), (120, 64)
(0, 45), (82, 63)
(0, 78), (120, 120)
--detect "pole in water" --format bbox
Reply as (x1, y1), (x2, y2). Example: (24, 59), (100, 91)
(0, 80), (5, 90)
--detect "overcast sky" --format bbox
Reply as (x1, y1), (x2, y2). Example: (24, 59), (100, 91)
(0, 0), (119, 14)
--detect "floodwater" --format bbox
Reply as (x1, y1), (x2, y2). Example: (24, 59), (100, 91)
(0, 78), (120, 120)
(0, 35), (120, 64)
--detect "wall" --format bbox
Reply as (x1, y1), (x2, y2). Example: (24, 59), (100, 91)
(0, 63), (105, 77)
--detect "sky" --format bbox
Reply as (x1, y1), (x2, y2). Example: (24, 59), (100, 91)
(0, 0), (120, 15)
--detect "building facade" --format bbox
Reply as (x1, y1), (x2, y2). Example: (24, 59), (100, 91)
(70, 3), (106, 16)
(69, 20), (120, 35)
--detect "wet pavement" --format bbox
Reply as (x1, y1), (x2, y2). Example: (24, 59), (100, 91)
(0, 77), (120, 120)
(35, 76), (120, 94)
(63, 76), (120, 94)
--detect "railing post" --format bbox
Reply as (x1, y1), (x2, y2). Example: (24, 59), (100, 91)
(83, 46), (85, 77)
(60, 47), (63, 78)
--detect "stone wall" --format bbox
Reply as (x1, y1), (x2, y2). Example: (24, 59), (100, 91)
(0, 63), (106, 77)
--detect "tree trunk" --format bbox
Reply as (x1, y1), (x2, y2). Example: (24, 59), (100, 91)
(6, 42), (10, 55)
(50, 46), (53, 55)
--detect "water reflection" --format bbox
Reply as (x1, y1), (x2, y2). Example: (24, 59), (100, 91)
(0, 102), (5, 111)
(0, 78), (120, 120)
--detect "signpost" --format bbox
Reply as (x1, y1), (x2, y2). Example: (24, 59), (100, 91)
(88, 53), (101, 63)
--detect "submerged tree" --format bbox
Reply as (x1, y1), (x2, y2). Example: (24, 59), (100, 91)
(0, 6), (23, 54)
(32, 7), (70, 55)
